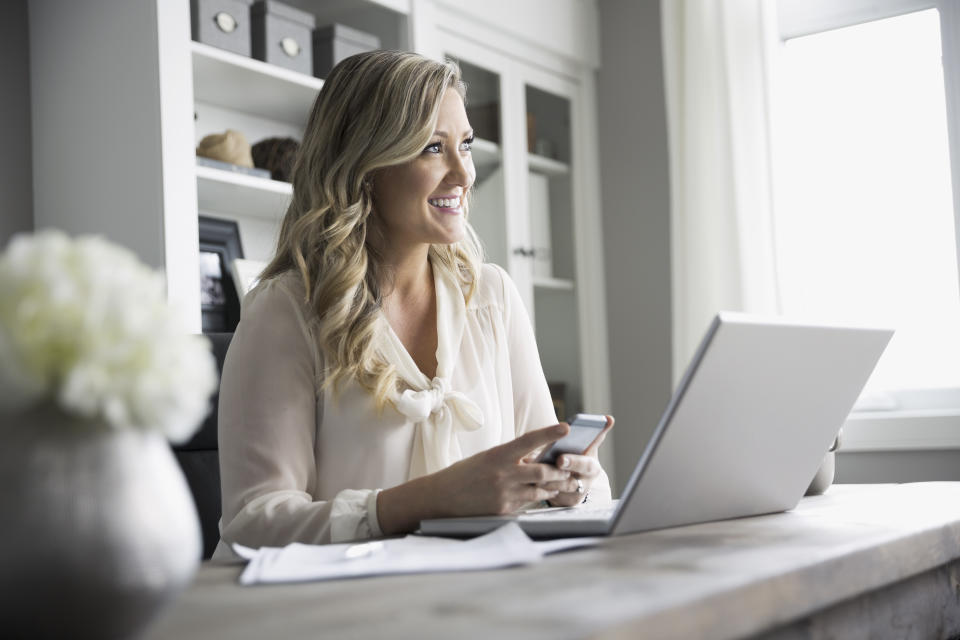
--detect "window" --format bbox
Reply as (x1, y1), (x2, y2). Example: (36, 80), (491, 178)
(772, 2), (960, 416)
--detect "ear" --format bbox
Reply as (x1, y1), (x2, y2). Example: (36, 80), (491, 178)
(362, 174), (377, 212)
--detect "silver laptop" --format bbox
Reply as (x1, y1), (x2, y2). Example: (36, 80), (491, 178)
(420, 312), (893, 538)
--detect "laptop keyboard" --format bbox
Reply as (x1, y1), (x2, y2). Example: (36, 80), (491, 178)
(519, 504), (615, 520)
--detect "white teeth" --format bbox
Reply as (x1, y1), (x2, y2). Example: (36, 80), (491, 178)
(429, 197), (460, 208)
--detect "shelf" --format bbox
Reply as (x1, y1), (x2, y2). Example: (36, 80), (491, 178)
(472, 137), (501, 182)
(472, 137), (500, 167)
(191, 42), (323, 127)
(196, 165), (292, 220)
(368, 0), (411, 13)
(533, 276), (575, 291)
(528, 153), (570, 176)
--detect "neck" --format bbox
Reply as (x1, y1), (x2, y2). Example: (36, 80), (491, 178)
(380, 243), (433, 301)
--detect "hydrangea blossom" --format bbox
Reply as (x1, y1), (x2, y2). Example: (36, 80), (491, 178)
(0, 230), (218, 443)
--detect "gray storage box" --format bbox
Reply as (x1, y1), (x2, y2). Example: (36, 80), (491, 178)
(251, 1), (315, 76)
(313, 24), (381, 79)
(191, 0), (251, 57)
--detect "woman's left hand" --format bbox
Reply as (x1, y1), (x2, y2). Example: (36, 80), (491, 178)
(535, 414), (614, 507)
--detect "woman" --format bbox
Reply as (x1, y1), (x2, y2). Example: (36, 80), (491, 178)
(213, 51), (613, 559)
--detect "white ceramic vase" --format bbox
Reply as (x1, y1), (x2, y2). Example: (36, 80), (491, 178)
(805, 429), (843, 496)
(0, 406), (202, 639)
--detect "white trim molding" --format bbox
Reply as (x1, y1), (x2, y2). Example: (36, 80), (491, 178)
(778, 0), (935, 39)
(842, 412), (960, 452)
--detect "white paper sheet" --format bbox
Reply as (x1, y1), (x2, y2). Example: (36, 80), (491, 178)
(236, 523), (600, 585)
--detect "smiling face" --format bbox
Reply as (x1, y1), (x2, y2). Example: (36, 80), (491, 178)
(371, 88), (476, 251)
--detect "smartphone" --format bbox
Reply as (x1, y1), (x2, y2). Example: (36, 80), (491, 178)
(536, 413), (608, 465)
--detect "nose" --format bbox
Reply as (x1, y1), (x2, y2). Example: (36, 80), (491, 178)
(445, 148), (475, 190)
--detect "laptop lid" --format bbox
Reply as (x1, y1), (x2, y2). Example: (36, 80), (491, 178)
(610, 312), (892, 535)
(419, 313), (892, 538)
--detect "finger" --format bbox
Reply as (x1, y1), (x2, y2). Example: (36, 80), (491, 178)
(556, 453), (601, 477)
(520, 448), (550, 464)
(583, 415), (615, 456)
(515, 462), (571, 485)
(539, 478), (574, 492)
(552, 474), (594, 500)
(548, 476), (584, 495)
(518, 485), (561, 505)
(496, 423), (570, 461)
(547, 492), (582, 508)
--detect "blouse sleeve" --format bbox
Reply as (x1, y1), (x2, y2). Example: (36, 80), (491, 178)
(494, 264), (613, 504)
(215, 276), (383, 558)
(493, 264), (557, 436)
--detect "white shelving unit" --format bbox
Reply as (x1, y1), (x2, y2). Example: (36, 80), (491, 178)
(191, 40), (318, 232)
(196, 165), (292, 220)
(190, 36), (327, 269)
(28, 0), (612, 483)
(527, 153), (570, 176)
(191, 42), (323, 125)
(533, 276), (575, 290)
(29, 0), (607, 430)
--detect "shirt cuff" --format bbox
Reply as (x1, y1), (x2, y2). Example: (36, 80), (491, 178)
(329, 488), (385, 542)
(366, 488), (384, 538)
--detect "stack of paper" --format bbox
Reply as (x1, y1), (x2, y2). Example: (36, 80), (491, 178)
(234, 523), (599, 585)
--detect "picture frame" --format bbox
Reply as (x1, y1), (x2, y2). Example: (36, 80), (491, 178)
(198, 216), (244, 333)
(230, 258), (268, 299)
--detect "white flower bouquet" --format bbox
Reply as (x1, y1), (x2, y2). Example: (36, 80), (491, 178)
(0, 230), (218, 443)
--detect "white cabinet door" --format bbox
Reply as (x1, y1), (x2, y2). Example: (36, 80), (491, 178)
(438, 33), (609, 420)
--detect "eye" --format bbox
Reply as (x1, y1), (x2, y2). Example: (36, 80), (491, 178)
(423, 141), (442, 154)
(461, 135), (475, 152)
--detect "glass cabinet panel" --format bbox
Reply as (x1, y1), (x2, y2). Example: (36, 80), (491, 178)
(526, 83), (582, 417)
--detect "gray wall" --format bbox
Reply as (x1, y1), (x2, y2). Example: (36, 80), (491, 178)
(0, 0), (34, 246)
(29, 0), (167, 267)
(597, 0), (674, 494)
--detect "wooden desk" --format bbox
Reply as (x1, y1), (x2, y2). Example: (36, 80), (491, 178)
(145, 483), (960, 639)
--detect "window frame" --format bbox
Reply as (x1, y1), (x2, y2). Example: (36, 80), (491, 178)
(775, 0), (960, 451)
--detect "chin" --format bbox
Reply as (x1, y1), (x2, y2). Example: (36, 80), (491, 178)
(433, 236), (463, 248)
(434, 221), (466, 245)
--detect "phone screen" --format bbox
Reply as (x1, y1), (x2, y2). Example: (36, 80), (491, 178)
(536, 414), (606, 465)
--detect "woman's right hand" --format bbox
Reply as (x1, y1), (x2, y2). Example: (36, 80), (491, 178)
(376, 423), (572, 534)
(431, 423), (574, 517)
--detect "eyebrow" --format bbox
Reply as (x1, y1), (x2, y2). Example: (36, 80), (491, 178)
(433, 129), (475, 138)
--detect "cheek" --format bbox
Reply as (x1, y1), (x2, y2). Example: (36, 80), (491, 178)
(412, 168), (442, 199)
(372, 171), (411, 223)
(372, 162), (443, 221)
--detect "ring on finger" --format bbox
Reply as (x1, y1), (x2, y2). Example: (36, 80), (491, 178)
(575, 478), (584, 494)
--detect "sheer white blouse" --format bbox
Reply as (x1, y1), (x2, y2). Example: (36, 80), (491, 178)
(212, 262), (610, 560)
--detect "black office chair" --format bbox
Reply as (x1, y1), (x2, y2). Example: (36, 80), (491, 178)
(173, 332), (232, 559)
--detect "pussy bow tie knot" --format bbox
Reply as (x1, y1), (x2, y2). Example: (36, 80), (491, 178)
(395, 377), (482, 431)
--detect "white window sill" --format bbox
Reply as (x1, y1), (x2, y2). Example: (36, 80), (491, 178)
(841, 410), (960, 452)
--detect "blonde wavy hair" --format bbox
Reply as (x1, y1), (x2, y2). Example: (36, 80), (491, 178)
(260, 50), (484, 408)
